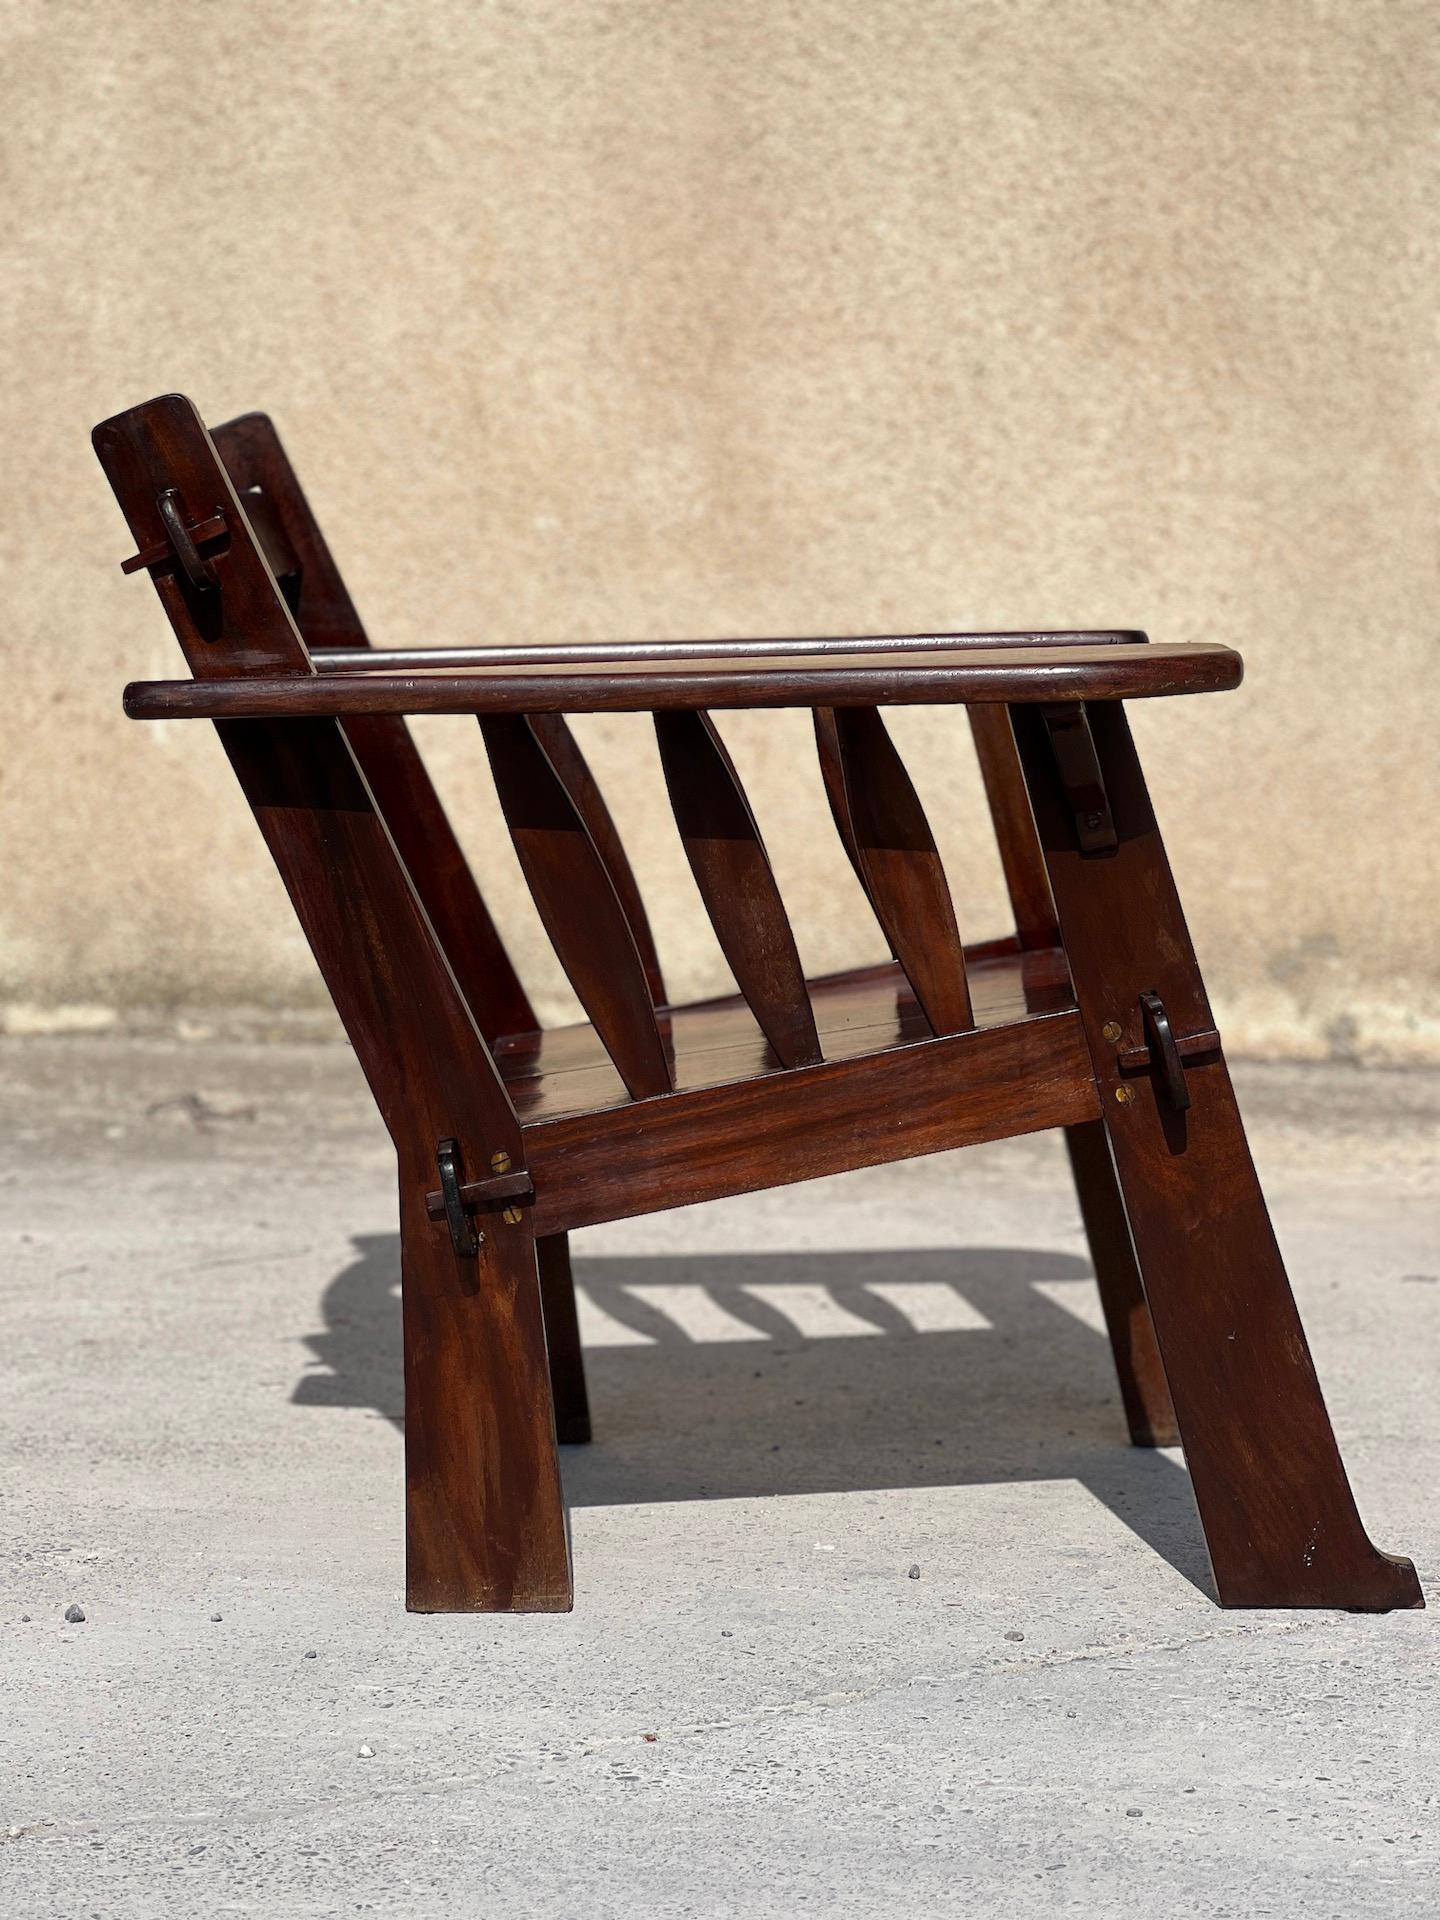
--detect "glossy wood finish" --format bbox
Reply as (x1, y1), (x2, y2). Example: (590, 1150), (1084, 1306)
(822, 706), (974, 1035)
(967, 706), (1059, 951)
(812, 705), (881, 918)
(1013, 699), (1421, 1609)
(95, 394), (569, 1612)
(312, 630), (1148, 671)
(526, 1003), (1098, 1235)
(102, 392), (1417, 1617)
(537, 1233), (591, 1446)
(480, 713), (672, 1100)
(123, 638), (1244, 720)
(1063, 1120), (1178, 1447)
(527, 712), (667, 1009)
(211, 411), (536, 1043)
(965, 703), (1175, 1443)
(500, 946), (1074, 1122)
(655, 709), (820, 1067)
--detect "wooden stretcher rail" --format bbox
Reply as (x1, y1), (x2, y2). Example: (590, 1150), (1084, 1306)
(524, 1007), (1100, 1234)
(124, 640), (1242, 719)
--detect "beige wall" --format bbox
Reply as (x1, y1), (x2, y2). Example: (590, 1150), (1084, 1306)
(2, 0), (1436, 1061)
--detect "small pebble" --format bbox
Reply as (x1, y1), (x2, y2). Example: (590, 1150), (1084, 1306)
(20, 1615), (30, 1623)
(908, 1564), (921, 1580)
(357, 1743), (375, 1758)
(64, 1603), (86, 1624)
(720, 1630), (733, 1638)
(303, 1650), (317, 1659)
(1004, 1629), (1024, 1643)
(642, 1732), (658, 1743)
(1126, 1808), (1143, 1818)
(210, 1613), (223, 1623)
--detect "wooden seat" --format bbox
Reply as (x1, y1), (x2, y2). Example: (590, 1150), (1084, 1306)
(93, 391), (1421, 1620)
(494, 947), (1076, 1122)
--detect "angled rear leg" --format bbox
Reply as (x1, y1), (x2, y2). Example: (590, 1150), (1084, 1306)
(538, 1233), (592, 1445)
(1064, 1119), (1178, 1447)
(1012, 699), (1421, 1611)
(968, 707), (1176, 1446)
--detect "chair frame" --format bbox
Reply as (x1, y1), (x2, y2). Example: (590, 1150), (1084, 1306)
(94, 392), (1421, 1616)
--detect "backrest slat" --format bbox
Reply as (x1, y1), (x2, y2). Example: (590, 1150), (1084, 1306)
(967, 707), (1060, 950)
(210, 411), (537, 1043)
(655, 709), (821, 1068)
(527, 714), (667, 1009)
(813, 705), (975, 1035)
(481, 714), (674, 1099)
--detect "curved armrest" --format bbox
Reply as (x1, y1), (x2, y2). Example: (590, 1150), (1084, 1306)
(124, 639), (1241, 720)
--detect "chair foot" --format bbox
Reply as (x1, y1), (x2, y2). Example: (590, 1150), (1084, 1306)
(1064, 1119), (1178, 1448)
(399, 1179), (572, 1612)
(538, 1232), (593, 1444)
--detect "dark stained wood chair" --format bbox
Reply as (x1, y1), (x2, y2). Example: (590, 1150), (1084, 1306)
(94, 392), (1421, 1617)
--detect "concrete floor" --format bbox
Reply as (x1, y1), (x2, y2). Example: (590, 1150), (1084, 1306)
(1, 1036), (1437, 1918)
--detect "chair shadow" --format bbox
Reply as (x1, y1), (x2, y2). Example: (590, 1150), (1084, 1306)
(293, 1236), (1214, 1599)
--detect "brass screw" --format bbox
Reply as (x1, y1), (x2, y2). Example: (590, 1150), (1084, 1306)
(1115, 1085), (1135, 1105)
(492, 1147), (522, 1223)
(1102, 1021), (1123, 1043)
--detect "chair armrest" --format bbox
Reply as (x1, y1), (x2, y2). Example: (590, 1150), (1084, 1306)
(123, 639), (1241, 719)
(308, 630), (1148, 673)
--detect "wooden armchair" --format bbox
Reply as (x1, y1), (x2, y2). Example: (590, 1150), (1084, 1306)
(94, 393), (1420, 1616)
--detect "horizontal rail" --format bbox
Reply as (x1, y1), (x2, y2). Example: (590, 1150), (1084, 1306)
(310, 630), (1148, 672)
(523, 1008), (1099, 1234)
(124, 641), (1242, 719)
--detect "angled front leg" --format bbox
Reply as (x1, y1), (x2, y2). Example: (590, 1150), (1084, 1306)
(1012, 700), (1421, 1611)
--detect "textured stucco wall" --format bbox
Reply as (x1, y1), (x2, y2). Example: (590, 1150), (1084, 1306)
(2, 0), (1436, 1059)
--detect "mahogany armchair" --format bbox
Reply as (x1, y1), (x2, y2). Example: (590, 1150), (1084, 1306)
(95, 393), (1420, 1616)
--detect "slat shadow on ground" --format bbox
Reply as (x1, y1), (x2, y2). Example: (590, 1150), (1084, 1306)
(295, 1241), (1213, 1597)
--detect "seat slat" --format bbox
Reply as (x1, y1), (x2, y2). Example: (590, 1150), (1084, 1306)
(817, 706), (975, 1035)
(480, 713), (672, 1100)
(655, 709), (821, 1069)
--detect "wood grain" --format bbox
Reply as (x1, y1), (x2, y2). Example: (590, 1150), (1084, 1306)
(525, 1009), (1097, 1234)
(95, 394), (570, 1612)
(480, 712), (672, 1100)
(123, 640), (1245, 719)
(656, 708), (820, 1068)
(823, 706), (974, 1035)
(1013, 697), (1420, 1611)
(211, 409), (536, 1042)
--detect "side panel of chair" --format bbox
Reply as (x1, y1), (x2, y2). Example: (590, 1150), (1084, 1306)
(94, 394), (569, 1611)
(211, 411), (537, 1044)
(1012, 698), (1420, 1610)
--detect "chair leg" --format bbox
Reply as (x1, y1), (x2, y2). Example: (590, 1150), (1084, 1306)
(399, 1177), (572, 1612)
(538, 1232), (593, 1444)
(1064, 1119), (1178, 1447)
(1014, 701), (1422, 1611)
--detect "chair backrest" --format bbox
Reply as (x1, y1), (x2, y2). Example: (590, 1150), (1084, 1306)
(98, 393), (1060, 1106)
(94, 392), (527, 1168)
